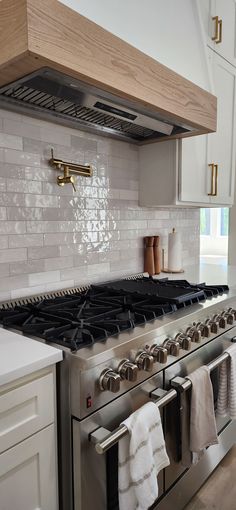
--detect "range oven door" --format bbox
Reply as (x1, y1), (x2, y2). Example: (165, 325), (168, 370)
(164, 333), (233, 490)
(72, 372), (163, 510)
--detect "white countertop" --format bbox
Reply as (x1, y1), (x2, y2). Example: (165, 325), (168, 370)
(0, 329), (63, 386)
(157, 261), (236, 288)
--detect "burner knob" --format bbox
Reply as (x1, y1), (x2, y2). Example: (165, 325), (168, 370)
(175, 333), (192, 350)
(185, 325), (201, 343)
(205, 318), (219, 334)
(135, 351), (154, 371)
(223, 310), (234, 325)
(148, 345), (168, 364)
(227, 308), (236, 320)
(194, 322), (211, 338)
(99, 369), (121, 393)
(212, 313), (227, 329)
(163, 339), (180, 357)
(118, 359), (138, 382)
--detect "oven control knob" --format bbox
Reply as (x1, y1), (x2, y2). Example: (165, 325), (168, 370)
(185, 325), (201, 343)
(135, 351), (154, 371)
(213, 313), (227, 329)
(118, 359), (138, 382)
(223, 310), (234, 325)
(175, 333), (191, 350)
(194, 321), (211, 338)
(227, 308), (236, 320)
(99, 369), (121, 393)
(163, 339), (180, 357)
(205, 318), (219, 334)
(148, 345), (168, 364)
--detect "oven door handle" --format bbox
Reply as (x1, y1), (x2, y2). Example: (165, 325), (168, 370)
(90, 387), (177, 454)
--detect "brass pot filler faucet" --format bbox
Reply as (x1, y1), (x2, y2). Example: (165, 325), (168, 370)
(49, 149), (93, 191)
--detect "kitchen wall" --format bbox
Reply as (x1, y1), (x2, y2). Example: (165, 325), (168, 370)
(0, 108), (200, 301)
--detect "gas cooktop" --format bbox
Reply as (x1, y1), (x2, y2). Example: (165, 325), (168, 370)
(0, 276), (229, 352)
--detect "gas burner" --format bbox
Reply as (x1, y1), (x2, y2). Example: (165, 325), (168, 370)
(0, 277), (229, 352)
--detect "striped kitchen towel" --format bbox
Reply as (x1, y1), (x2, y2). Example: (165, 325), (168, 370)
(118, 402), (169, 510)
(217, 343), (236, 419)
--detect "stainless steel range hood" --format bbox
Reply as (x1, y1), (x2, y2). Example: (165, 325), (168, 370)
(0, 68), (193, 143)
(0, 0), (217, 144)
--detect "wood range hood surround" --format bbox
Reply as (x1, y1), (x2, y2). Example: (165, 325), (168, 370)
(0, 0), (217, 144)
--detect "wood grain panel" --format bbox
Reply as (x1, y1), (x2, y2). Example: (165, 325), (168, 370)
(0, 0), (217, 139)
(0, 0), (28, 67)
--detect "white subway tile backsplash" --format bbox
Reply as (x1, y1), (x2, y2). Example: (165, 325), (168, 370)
(0, 110), (199, 299)
(0, 221), (26, 234)
(25, 194), (59, 208)
(0, 263), (10, 277)
(0, 134), (23, 150)
(28, 246), (59, 260)
(7, 178), (42, 194)
(28, 270), (60, 286)
(0, 248), (27, 263)
(10, 259), (45, 275)
(44, 255), (74, 271)
(7, 207), (43, 221)
(0, 275), (29, 292)
(9, 234), (44, 249)
(0, 207), (6, 220)
(4, 149), (41, 167)
(3, 118), (41, 140)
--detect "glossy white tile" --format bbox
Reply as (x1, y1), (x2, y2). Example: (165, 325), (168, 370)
(0, 109), (200, 299)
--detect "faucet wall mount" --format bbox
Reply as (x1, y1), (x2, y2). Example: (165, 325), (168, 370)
(49, 149), (93, 192)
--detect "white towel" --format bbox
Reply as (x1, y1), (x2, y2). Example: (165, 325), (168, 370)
(186, 365), (218, 463)
(118, 402), (169, 510)
(217, 344), (236, 419)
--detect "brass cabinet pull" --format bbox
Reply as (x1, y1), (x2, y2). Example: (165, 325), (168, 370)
(208, 163), (218, 196)
(217, 19), (222, 43)
(212, 16), (223, 44)
(214, 164), (218, 196)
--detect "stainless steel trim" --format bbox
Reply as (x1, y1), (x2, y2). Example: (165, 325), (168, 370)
(91, 387), (177, 454)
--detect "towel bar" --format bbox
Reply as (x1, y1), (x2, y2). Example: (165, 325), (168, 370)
(171, 351), (230, 392)
(90, 387), (177, 454)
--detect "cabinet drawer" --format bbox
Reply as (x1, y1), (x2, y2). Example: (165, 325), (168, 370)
(0, 372), (54, 453)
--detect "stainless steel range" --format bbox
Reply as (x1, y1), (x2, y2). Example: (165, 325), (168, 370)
(1, 275), (236, 510)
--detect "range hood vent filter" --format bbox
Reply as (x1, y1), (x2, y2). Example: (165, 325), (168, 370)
(0, 69), (191, 143)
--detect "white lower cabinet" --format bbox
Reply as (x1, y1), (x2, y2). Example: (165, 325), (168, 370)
(0, 368), (58, 510)
(0, 424), (57, 510)
(139, 49), (236, 207)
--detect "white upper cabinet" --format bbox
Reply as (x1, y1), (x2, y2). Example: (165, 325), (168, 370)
(198, 0), (236, 66)
(208, 52), (236, 205)
(139, 49), (236, 208)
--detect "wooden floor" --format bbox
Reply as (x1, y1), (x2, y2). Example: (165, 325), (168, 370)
(184, 445), (236, 510)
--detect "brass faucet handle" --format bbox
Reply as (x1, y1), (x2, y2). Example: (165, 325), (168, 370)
(70, 175), (76, 192)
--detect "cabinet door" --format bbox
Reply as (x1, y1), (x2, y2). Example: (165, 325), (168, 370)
(179, 135), (210, 204)
(213, 0), (236, 65)
(208, 52), (236, 205)
(0, 424), (57, 510)
(198, 0), (236, 67)
(197, 0), (216, 49)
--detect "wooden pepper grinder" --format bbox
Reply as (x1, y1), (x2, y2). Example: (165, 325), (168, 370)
(153, 235), (161, 274)
(144, 236), (155, 275)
